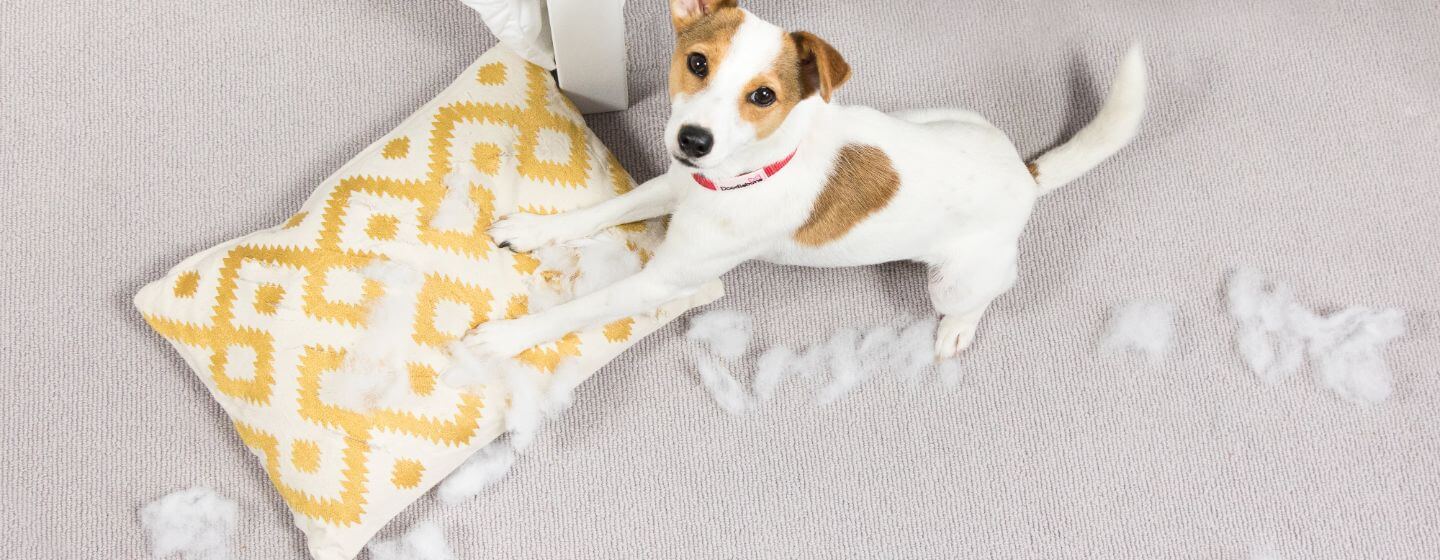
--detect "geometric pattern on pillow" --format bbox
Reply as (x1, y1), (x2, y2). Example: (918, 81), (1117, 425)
(134, 46), (721, 560)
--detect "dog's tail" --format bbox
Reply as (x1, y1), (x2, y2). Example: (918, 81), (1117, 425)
(1029, 43), (1147, 195)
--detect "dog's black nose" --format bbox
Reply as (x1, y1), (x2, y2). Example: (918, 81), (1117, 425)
(677, 125), (714, 158)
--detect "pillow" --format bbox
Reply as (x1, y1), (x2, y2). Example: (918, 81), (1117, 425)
(134, 46), (721, 560)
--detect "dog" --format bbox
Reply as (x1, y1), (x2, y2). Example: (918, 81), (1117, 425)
(465, 0), (1146, 361)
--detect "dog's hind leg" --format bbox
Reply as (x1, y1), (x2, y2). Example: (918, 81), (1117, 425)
(489, 175), (680, 252)
(926, 244), (1018, 358)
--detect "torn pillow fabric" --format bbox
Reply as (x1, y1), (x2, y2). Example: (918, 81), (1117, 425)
(133, 46), (720, 560)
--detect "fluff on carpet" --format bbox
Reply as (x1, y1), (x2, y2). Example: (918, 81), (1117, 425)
(438, 440), (517, 504)
(683, 267), (1408, 413)
(1226, 268), (1406, 404)
(1100, 299), (1176, 364)
(367, 521), (455, 560)
(686, 311), (964, 413)
(139, 487), (237, 560)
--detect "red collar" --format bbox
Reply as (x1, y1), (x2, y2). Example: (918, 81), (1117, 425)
(692, 149), (798, 191)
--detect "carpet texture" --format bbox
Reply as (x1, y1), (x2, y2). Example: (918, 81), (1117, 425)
(2, 1), (1437, 558)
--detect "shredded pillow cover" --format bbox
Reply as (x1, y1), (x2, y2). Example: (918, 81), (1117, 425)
(133, 46), (720, 560)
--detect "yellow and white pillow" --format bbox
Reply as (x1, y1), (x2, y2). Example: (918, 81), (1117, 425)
(134, 46), (720, 560)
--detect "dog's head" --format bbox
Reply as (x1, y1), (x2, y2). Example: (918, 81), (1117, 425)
(665, 0), (851, 171)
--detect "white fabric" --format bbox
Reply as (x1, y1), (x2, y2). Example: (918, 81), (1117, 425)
(458, 0), (556, 69)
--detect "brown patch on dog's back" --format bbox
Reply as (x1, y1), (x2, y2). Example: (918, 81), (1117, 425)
(669, 8), (745, 99)
(1026, 161), (1040, 181)
(794, 145), (900, 246)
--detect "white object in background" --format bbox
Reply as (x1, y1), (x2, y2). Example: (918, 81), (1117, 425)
(459, 0), (557, 69)
(546, 0), (630, 113)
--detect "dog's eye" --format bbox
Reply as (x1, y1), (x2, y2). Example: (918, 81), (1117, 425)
(748, 87), (777, 107)
(687, 53), (708, 78)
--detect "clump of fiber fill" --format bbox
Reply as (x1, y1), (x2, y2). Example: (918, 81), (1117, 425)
(431, 169), (482, 232)
(527, 233), (640, 312)
(1100, 299), (1176, 364)
(688, 316), (954, 410)
(1226, 268), (1407, 404)
(321, 261), (423, 412)
(814, 328), (864, 405)
(438, 441), (516, 504)
(936, 358), (965, 390)
(1227, 269), (1310, 385)
(1306, 307), (1406, 404)
(139, 487), (238, 560)
(813, 317), (940, 403)
(441, 347), (568, 451)
(752, 346), (797, 401)
(686, 310), (755, 360)
(695, 354), (755, 414)
(367, 521), (455, 560)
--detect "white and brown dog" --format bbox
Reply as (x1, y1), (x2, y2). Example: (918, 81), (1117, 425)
(466, 0), (1146, 361)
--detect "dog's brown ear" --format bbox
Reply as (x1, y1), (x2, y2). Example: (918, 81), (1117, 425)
(670, 0), (738, 30)
(791, 31), (851, 102)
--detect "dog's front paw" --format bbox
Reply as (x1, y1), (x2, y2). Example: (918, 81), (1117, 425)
(488, 212), (588, 253)
(934, 314), (981, 360)
(462, 319), (547, 360)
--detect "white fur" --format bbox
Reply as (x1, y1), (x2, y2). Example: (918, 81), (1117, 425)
(367, 521), (455, 560)
(665, 12), (790, 168)
(139, 487), (238, 560)
(1031, 45), (1148, 193)
(1100, 299), (1176, 365)
(468, 8), (1145, 364)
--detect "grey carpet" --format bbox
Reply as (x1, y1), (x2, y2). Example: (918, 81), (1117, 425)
(3, 1), (1438, 558)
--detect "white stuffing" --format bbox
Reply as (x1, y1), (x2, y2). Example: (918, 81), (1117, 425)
(432, 170), (481, 233)
(791, 344), (830, 379)
(686, 310), (755, 360)
(689, 316), (952, 409)
(438, 440), (516, 504)
(895, 317), (941, 383)
(752, 346), (797, 401)
(814, 328), (865, 405)
(320, 261), (421, 412)
(1100, 299), (1176, 364)
(695, 354), (756, 414)
(500, 360), (547, 451)
(139, 487), (238, 560)
(367, 521), (455, 560)
(570, 236), (642, 297)
(814, 317), (940, 403)
(441, 345), (568, 452)
(539, 359), (591, 418)
(936, 358), (965, 390)
(527, 233), (641, 312)
(1306, 307), (1406, 405)
(1226, 268), (1407, 404)
(1227, 269), (1311, 385)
